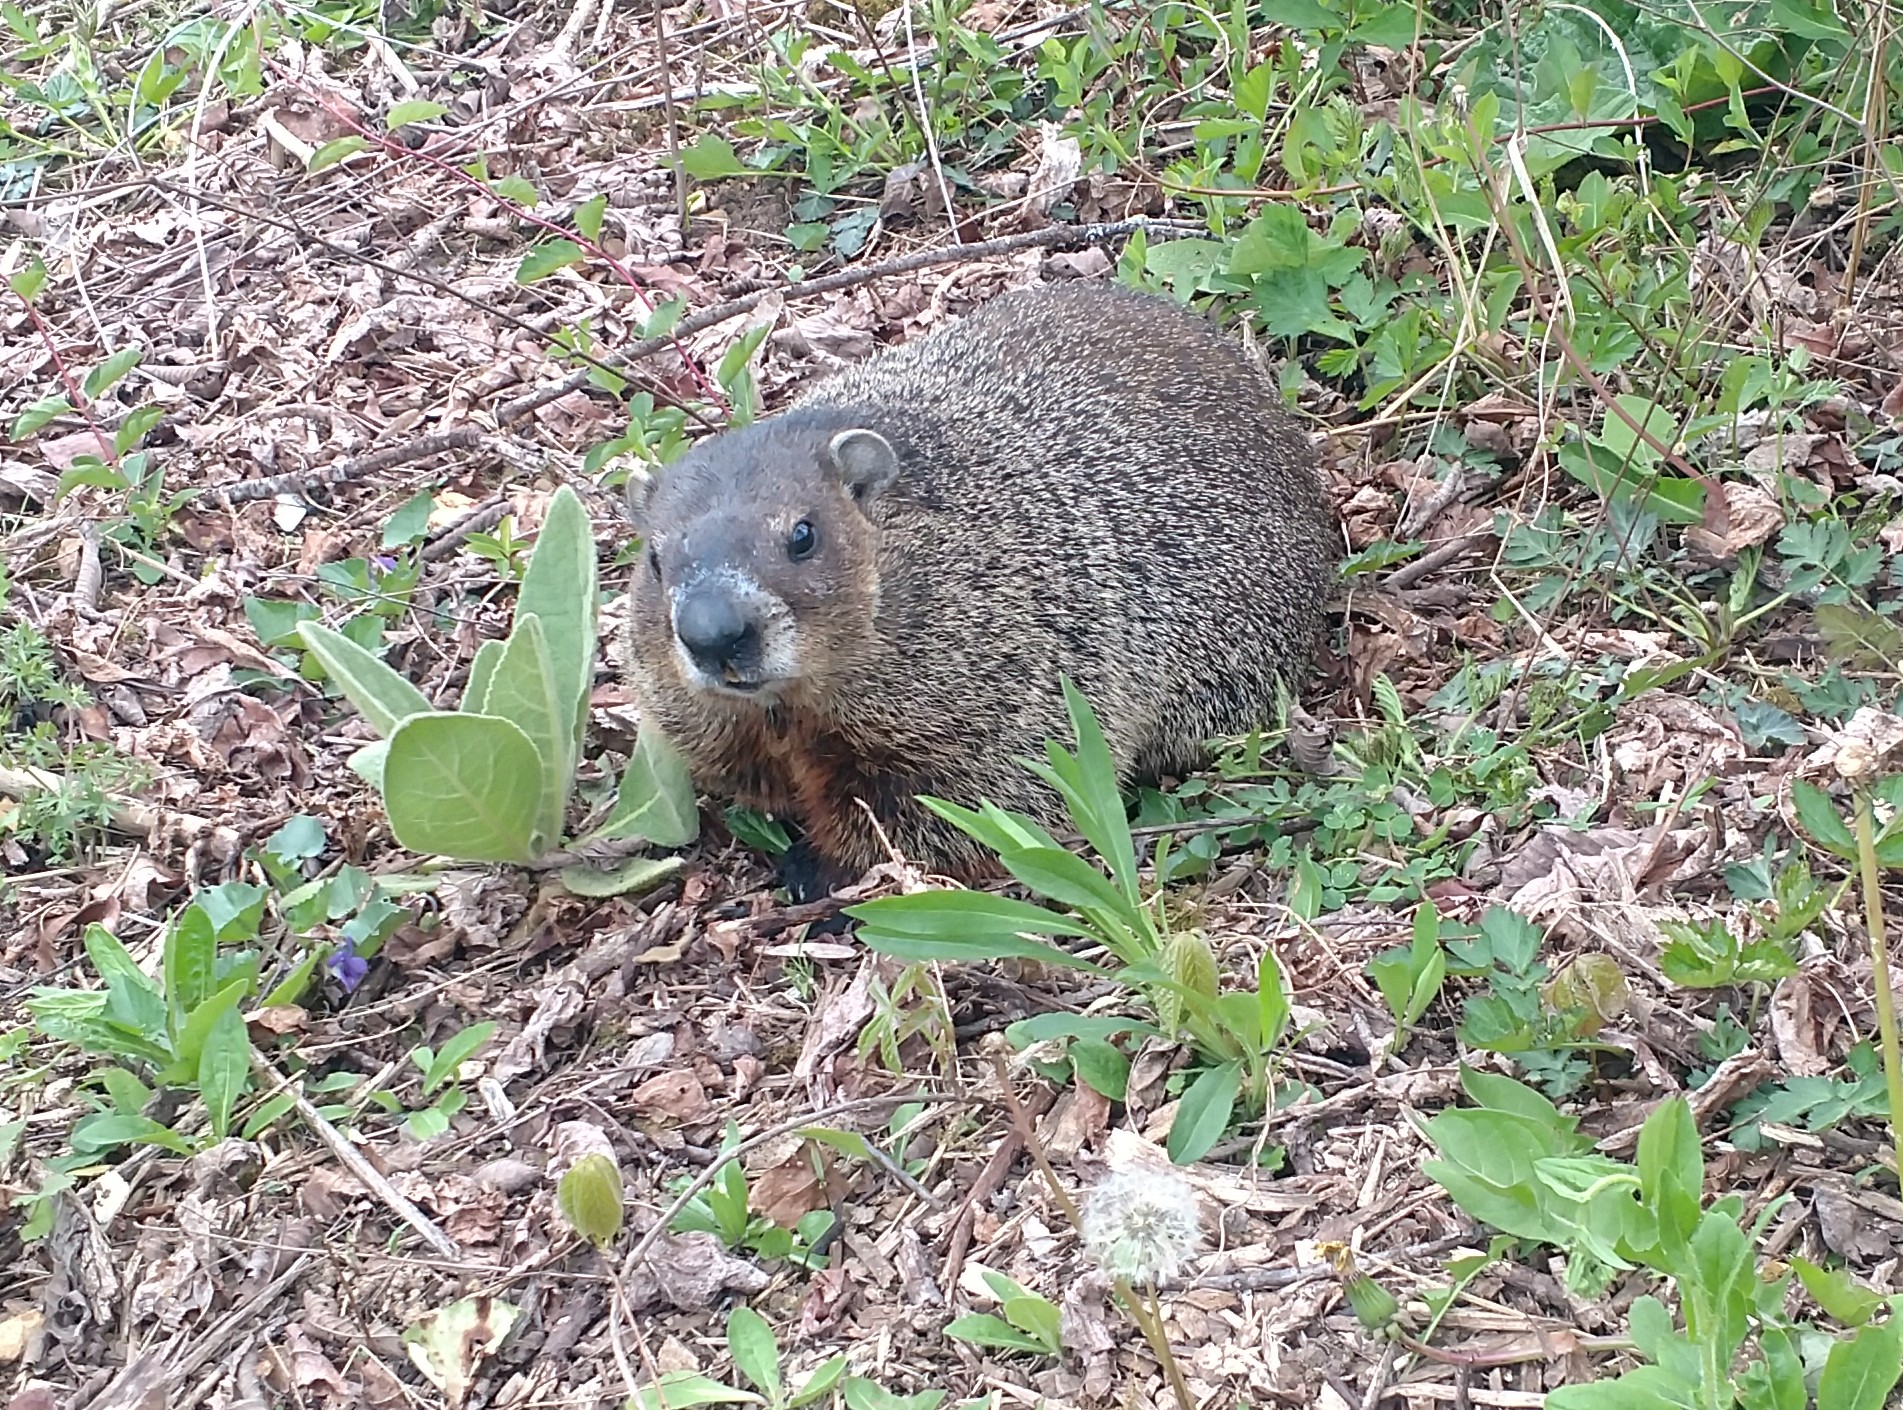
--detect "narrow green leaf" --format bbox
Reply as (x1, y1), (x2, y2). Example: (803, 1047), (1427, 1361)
(297, 621), (434, 737)
(198, 1004), (251, 1140)
(515, 484), (597, 763)
(162, 904), (217, 1021)
(995, 844), (1131, 917)
(463, 638), (504, 714)
(1167, 1061), (1240, 1164)
(170, 977), (250, 1072)
(584, 718), (700, 848)
(308, 135), (368, 172)
(383, 713), (544, 862)
(482, 614), (570, 848)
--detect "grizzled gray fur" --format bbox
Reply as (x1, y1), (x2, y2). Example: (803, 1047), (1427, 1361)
(623, 279), (1337, 900)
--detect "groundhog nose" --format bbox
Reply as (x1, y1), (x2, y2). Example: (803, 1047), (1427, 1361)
(674, 591), (758, 673)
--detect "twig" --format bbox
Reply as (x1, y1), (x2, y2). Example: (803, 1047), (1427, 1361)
(1379, 531), (1496, 592)
(0, 762), (243, 856)
(204, 426), (486, 505)
(493, 216), (1207, 426)
(251, 1051), (462, 1259)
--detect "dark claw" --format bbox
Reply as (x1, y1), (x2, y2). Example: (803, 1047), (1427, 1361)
(777, 841), (851, 905)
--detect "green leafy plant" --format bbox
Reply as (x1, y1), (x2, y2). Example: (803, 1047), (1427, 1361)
(945, 1266), (1065, 1358)
(630, 1305), (849, 1410)
(1420, 1069), (1903, 1408)
(668, 1123), (836, 1271)
(292, 485), (700, 894)
(847, 680), (1298, 1163)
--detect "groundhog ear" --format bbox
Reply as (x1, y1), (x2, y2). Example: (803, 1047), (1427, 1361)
(623, 467), (660, 533)
(825, 429), (899, 504)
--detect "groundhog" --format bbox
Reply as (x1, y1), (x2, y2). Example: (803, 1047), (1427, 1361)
(622, 279), (1336, 901)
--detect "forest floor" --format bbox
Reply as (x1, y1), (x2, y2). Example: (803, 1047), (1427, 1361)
(5, 0), (1903, 1408)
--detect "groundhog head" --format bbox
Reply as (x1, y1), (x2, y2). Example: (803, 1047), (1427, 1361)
(625, 411), (901, 706)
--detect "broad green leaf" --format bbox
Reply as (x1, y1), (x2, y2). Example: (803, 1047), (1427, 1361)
(1004, 1012), (1161, 1047)
(995, 844), (1131, 917)
(83, 346), (142, 400)
(1459, 1067), (1580, 1136)
(1069, 1037), (1130, 1100)
(383, 714), (545, 863)
(558, 855), (685, 897)
(83, 923), (162, 1010)
(168, 978), (250, 1074)
(516, 239), (586, 284)
(1545, 1363), (1704, 1409)
(463, 637), (504, 714)
(944, 1313), (1051, 1355)
(348, 738), (391, 790)
(482, 614), (569, 849)
(67, 1113), (196, 1157)
(1636, 1097), (1702, 1265)
(629, 1372), (763, 1410)
(1167, 1061), (1240, 1164)
(585, 719), (700, 848)
(515, 484), (598, 756)
(1793, 1256), (1884, 1328)
(419, 1020), (498, 1095)
(789, 1356), (848, 1407)
(677, 136), (750, 180)
(162, 904), (217, 1021)
(726, 1306), (781, 1400)
(198, 1003), (251, 1140)
(297, 621), (434, 737)
(1816, 1317), (1903, 1410)
(308, 136), (368, 172)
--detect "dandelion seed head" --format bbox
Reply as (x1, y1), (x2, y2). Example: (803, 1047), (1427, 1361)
(1079, 1165), (1205, 1286)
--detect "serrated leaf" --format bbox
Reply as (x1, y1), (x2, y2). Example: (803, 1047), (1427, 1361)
(386, 98), (447, 130)
(297, 621), (434, 737)
(678, 135), (750, 180)
(308, 136), (368, 173)
(516, 239), (586, 284)
(1792, 778), (1858, 859)
(383, 713), (545, 862)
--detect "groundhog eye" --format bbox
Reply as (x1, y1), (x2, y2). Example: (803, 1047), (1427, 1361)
(787, 519), (818, 562)
(646, 545), (661, 579)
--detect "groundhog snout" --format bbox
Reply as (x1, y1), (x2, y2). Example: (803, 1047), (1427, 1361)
(673, 587), (762, 677)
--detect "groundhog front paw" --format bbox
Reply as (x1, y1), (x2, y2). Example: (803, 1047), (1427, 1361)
(777, 841), (853, 905)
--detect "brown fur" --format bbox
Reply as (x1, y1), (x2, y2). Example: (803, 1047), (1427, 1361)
(622, 280), (1337, 898)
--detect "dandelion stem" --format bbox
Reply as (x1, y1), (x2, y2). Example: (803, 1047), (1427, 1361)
(1854, 788), (1903, 1188)
(1113, 1278), (1197, 1410)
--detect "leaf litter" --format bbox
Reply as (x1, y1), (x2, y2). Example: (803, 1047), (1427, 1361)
(3, 0), (1903, 1406)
